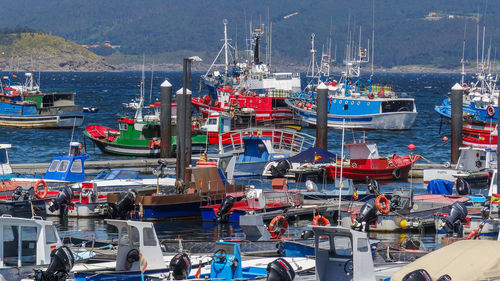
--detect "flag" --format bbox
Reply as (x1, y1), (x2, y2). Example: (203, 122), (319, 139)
(314, 153), (323, 162)
(492, 194), (500, 204)
(12, 74), (16, 78)
(140, 253), (148, 273)
(195, 264), (201, 278)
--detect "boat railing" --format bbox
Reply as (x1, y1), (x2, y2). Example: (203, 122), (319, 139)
(219, 128), (316, 155)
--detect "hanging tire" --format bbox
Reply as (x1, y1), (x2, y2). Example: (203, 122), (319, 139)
(392, 167), (401, 179)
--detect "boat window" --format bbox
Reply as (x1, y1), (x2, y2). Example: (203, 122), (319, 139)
(0, 149), (7, 164)
(208, 118), (217, 125)
(118, 226), (140, 246)
(57, 160), (70, 172)
(3, 225), (18, 266)
(46, 225), (58, 244)
(332, 235), (352, 257)
(70, 159), (83, 173)
(143, 227), (157, 246)
(21, 226), (37, 266)
(48, 160), (60, 172)
(119, 123), (128, 131)
(381, 100), (414, 113)
(357, 238), (369, 252)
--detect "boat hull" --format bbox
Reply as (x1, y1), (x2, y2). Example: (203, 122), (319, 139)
(0, 113), (84, 128)
(286, 99), (417, 130)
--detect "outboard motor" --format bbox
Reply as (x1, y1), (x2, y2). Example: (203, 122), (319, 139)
(11, 186), (31, 201)
(108, 189), (137, 219)
(266, 258), (295, 281)
(441, 201), (468, 236)
(456, 178), (471, 195)
(270, 159), (291, 178)
(48, 186), (74, 216)
(215, 196), (236, 223)
(401, 269), (432, 281)
(301, 230), (314, 239)
(367, 179), (379, 194)
(169, 253), (191, 280)
(155, 159), (168, 178)
(35, 246), (75, 281)
(352, 198), (377, 232)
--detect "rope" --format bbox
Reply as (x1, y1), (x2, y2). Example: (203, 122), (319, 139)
(418, 155), (435, 164)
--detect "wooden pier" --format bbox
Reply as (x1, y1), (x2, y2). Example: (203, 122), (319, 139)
(11, 159), (446, 179)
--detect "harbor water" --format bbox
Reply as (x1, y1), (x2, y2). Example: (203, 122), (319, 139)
(0, 71), (487, 253)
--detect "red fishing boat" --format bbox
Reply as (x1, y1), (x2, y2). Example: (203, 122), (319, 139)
(462, 121), (497, 148)
(324, 138), (419, 181)
(192, 86), (294, 121)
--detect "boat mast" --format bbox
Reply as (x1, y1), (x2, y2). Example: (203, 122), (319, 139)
(337, 118), (345, 226)
(460, 22), (467, 86)
(224, 19), (229, 78)
(135, 57), (145, 121)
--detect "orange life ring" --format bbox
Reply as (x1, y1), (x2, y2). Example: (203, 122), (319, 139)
(312, 215), (331, 226)
(34, 179), (48, 199)
(487, 106), (495, 117)
(268, 215), (288, 239)
(375, 195), (390, 214)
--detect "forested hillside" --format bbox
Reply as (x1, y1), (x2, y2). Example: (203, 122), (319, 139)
(0, 0), (498, 70)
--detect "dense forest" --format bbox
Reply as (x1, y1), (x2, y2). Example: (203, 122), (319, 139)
(0, 0), (498, 69)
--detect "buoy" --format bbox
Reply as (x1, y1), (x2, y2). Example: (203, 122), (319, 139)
(442, 136), (448, 142)
(408, 144), (415, 150)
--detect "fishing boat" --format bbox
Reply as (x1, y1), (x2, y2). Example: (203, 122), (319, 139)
(286, 35), (417, 130)
(200, 20), (300, 97)
(200, 182), (303, 224)
(341, 188), (470, 232)
(0, 215), (71, 281)
(84, 86), (206, 157)
(461, 121), (497, 148)
(0, 72), (84, 128)
(423, 145), (496, 189)
(323, 137), (420, 181)
(213, 129), (316, 178)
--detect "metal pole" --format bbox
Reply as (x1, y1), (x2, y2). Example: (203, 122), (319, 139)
(450, 83), (463, 164)
(316, 82), (328, 150)
(184, 59), (193, 184)
(160, 80), (172, 158)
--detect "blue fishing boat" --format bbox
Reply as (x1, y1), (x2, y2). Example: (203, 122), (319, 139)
(286, 35), (417, 130)
(0, 73), (84, 128)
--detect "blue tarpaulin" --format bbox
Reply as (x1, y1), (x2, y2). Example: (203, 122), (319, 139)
(427, 179), (454, 195)
(286, 147), (338, 164)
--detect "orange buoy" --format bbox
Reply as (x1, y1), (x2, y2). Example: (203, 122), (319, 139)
(268, 215), (288, 239)
(375, 195), (390, 214)
(34, 179), (48, 199)
(408, 144), (415, 150)
(442, 136), (449, 142)
(312, 215), (331, 226)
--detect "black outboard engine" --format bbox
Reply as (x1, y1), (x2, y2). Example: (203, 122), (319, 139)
(266, 258), (295, 281)
(456, 178), (471, 195)
(11, 186), (31, 201)
(108, 189), (137, 219)
(300, 230), (314, 239)
(367, 179), (379, 194)
(270, 160), (291, 178)
(401, 269), (432, 281)
(169, 253), (191, 280)
(352, 198), (377, 232)
(441, 201), (468, 236)
(35, 246), (75, 281)
(48, 186), (74, 216)
(215, 196), (236, 223)
(155, 159), (168, 178)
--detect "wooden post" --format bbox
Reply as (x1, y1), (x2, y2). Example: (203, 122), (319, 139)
(316, 82), (328, 150)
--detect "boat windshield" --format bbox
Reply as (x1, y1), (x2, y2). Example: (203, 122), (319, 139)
(0, 149), (7, 164)
(94, 169), (140, 180)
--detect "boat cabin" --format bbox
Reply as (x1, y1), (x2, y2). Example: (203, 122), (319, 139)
(313, 226), (376, 281)
(0, 144), (12, 177)
(106, 219), (164, 271)
(237, 136), (286, 164)
(344, 140), (379, 160)
(43, 142), (89, 182)
(0, 215), (62, 267)
(455, 146), (496, 171)
(203, 113), (231, 133)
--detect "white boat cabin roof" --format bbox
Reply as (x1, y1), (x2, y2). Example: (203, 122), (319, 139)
(0, 215), (62, 267)
(345, 141), (379, 160)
